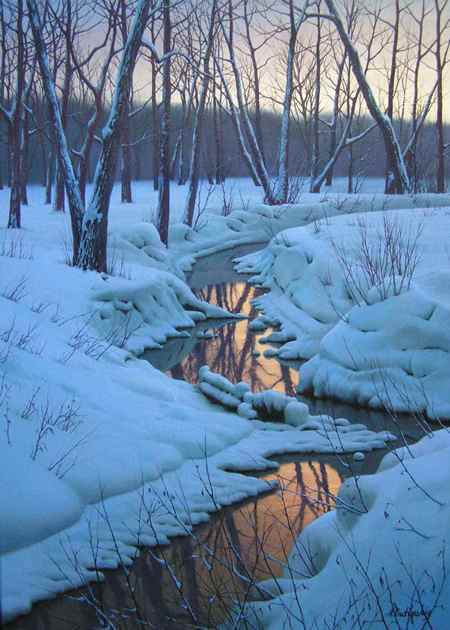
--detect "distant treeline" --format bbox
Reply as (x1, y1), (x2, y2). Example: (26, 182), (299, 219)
(1, 99), (448, 191)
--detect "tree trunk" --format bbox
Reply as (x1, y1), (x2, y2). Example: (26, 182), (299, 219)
(309, 13), (321, 193)
(150, 14), (159, 191)
(8, 138), (22, 228)
(120, 108), (133, 203)
(7, 0), (25, 229)
(53, 163), (65, 212)
(347, 142), (354, 193)
(273, 9), (297, 203)
(435, 0), (445, 193)
(20, 105), (29, 205)
(244, 1), (265, 168)
(219, 4), (273, 201)
(119, 1), (133, 203)
(157, 0), (171, 245)
(45, 151), (53, 205)
(384, 0), (400, 193)
(325, 57), (346, 187)
(213, 87), (224, 184)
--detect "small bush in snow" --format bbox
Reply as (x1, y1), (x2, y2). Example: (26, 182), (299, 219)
(107, 240), (133, 280)
(332, 214), (424, 304)
(220, 181), (234, 217)
(193, 181), (215, 231)
(1, 275), (28, 303)
(287, 174), (305, 204)
(0, 233), (33, 260)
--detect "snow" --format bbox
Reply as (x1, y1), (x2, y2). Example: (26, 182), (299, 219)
(0, 181), (401, 623)
(236, 204), (450, 420)
(242, 429), (450, 628)
(199, 366), (395, 447)
(61, 176), (448, 269)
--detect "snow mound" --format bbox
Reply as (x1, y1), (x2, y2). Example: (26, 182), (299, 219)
(198, 366), (395, 445)
(235, 228), (351, 360)
(1, 447), (83, 554)
(236, 207), (450, 419)
(300, 281), (450, 420)
(243, 429), (450, 628)
(92, 270), (234, 355)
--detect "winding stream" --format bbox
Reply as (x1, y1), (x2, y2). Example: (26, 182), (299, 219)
(9, 244), (427, 630)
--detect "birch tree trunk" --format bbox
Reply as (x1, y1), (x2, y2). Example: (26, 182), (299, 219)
(273, 0), (300, 204)
(309, 11), (322, 193)
(220, 4), (274, 203)
(150, 15), (159, 191)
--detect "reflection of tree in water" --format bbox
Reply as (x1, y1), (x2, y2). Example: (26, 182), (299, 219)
(131, 460), (341, 627)
(172, 282), (298, 396)
(13, 462), (343, 628)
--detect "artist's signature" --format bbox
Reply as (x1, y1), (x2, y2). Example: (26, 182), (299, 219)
(390, 606), (432, 619)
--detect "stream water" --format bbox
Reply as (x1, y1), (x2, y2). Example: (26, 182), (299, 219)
(9, 244), (429, 630)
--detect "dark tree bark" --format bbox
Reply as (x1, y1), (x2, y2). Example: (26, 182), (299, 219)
(20, 104), (30, 205)
(8, 0), (25, 228)
(119, 0), (133, 203)
(53, 0), (75, 212)
(157, 0), (171, 245)
(45, 150), (53, 205)
(434, 0), (448, 193)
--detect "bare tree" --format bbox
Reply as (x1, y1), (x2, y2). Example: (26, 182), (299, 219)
(273, 0), (310, 204)
(217, 0), (275, 203)
(157, 0), (171, 245)
(27, 0), (157, 271)
(119, 0), (133, 203)
(0, 0), (34, 228)
(66, 1), (120, 206)
(433, 0), (449, 193)
(323, 0), (411, 194)
(309, 0), (379, 193)
(184, 0), (218, 226)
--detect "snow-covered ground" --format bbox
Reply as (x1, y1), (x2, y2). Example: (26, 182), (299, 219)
(169, 179), (450, 267)
(0, 181), (398, 623)
(242, 429), (450, 628)
(236, 204), (450, 420)
(31, 176), (449, 267)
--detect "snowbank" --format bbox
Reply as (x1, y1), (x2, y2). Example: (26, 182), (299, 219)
(243, 429), (450, 628)
(236, 206), (450, 420)
(173, 188), (450, 267)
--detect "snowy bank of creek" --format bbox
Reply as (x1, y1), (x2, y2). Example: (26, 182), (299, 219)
(7, 244), (436, 630)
